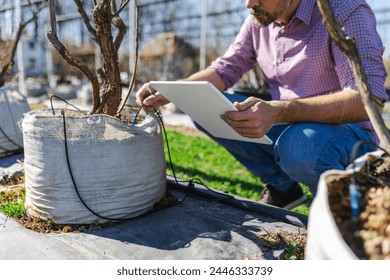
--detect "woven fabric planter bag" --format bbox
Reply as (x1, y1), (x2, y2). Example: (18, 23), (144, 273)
(0, 86), (30, 155)
(22, 109), (166, 224)
(305, 151), (384, 259)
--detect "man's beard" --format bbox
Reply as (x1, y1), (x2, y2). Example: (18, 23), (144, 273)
(249, 7), (276, 28)
(249, 0), (293, 28)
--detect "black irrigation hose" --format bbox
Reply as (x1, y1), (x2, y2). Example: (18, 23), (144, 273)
(166, 177), (308, 227)
(61, 109), (129, 222)
(136, 105), (234, 203)
(61, 106), (181, 221)
(132, 106), (179, 185)
(50, 95), (86, 116)
(152, 109), (179, 184)
(56, 97), (123, 221)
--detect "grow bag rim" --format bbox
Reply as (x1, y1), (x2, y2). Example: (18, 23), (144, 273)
(23, 108), (158, 132)
(166, 176), (308, 228)
(25, 108), (121, 121)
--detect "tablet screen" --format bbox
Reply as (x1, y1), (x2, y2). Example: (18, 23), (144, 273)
(149, 81), (272, 145)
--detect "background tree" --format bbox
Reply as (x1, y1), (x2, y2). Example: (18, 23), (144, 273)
(0, 0), (46, 87)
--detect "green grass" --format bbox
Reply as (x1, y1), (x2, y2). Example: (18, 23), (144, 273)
(0, 192), (26, 217)
(164, 129), (312, 215)
(284, 239), (299, 260)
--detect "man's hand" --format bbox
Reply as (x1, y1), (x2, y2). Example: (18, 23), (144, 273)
(221, 97), (280, 138)
(135, 83), (170, 113)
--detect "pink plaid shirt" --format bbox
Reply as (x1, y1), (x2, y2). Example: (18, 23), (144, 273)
(210, 0), (388, 141)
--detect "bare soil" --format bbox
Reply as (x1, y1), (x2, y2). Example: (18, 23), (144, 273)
(327, 154), (390, 260)
(0, 175), (25, 204)
(255, 231), (307, 260)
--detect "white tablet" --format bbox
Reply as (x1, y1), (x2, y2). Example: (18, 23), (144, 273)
(149, 81), (273, 145)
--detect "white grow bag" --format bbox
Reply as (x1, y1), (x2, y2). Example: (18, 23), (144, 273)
(305, 151), (383, 260)
(22, 109), (166, 224)
(0, 86), (30, 155)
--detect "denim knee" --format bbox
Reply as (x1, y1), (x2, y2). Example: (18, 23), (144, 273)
(274, 123), (374, 195)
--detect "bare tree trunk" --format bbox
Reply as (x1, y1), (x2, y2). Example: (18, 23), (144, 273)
(316, 0), (390, 153)
(92, 0), (122, 115)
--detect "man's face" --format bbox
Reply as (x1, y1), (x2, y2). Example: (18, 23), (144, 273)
(246, 0), (293, 28)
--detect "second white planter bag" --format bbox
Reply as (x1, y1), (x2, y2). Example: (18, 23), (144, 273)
(305, 151), (384, 259)
(0, 86), (30, 155)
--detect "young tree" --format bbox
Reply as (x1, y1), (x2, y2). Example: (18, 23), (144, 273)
(0, 0), (46, 87)
(47, 0), (139, 116)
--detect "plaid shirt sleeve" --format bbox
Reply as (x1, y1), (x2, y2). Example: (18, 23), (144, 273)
(208, 16), (257, 89)
(332, 2), (388, 102)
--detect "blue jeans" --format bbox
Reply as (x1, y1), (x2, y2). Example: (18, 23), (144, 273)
(194, 93), (375, 196)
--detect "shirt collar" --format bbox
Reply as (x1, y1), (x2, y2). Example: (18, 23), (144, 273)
(292, 0), (316, 25)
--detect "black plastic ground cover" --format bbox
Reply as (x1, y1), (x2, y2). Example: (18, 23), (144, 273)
(166, 177), (308, 228)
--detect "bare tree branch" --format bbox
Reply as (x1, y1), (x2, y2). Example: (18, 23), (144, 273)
(74, 0), (97, 41)
(112, 0), (130, 18)
(117, 2), (139, 116)
(112, 16), (127, 52)
(316, 0), (390, 153)
(48, 0), (101, 113)
(49, 0), (57, 35)
(110, 0), (127, 51)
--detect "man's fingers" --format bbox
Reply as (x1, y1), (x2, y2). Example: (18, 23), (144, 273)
(143, 92), (164, 106)
(229, 123), (266, 138)
(221, 112), (266, 138)
(222, 115), (248, 127)
(135, 83), (150, 106)
(234, 97), (260, 111)
(222, 110), (254, 122)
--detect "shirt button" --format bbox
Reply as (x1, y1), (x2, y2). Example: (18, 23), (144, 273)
(277, 59), (283, 65)
(283, 85), (289, 89)
(280, 28), (286, 34)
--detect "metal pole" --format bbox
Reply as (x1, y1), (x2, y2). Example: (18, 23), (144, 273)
(200, 0), (207, 70)
(16, 0), (27, 97)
